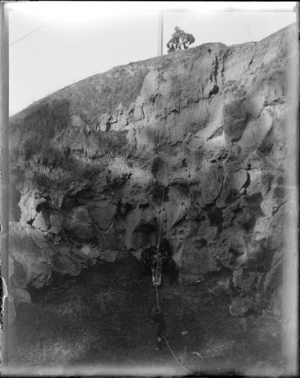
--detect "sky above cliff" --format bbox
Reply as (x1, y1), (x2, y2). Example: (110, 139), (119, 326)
(8, 1), (296, 116)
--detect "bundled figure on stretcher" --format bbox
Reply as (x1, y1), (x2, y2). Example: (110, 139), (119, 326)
(139, 238), (178, 286)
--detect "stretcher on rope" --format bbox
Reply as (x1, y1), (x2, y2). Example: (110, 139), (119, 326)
(151, 252), (163, 286)
(152, 265), (162, 286)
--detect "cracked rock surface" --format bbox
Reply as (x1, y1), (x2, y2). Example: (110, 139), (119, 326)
(8, 24), (296, 322)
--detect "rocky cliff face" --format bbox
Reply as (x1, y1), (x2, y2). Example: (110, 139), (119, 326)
(9, 24), (297, 319)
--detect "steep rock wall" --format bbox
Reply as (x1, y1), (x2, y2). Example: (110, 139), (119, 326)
(9, 24), (297, 319)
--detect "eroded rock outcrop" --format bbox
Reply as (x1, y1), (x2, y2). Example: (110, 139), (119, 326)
(9, 24), (297, 317)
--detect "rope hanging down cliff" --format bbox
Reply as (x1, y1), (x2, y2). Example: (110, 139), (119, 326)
(151, 124), (194, 374)
(158, 123), (170, 253)
(154, 122), (169, 291)
(163, 335), (194, 375)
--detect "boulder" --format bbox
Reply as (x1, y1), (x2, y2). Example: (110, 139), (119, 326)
(9, 222), (55, 288)
(53, 246), (84, 277)
(197, 164), (224, 207)
(98, 249), (119, 263)
(64, 206), (95, 240)
(91, 204), (116, 231)
(19, 191), (47, 224)
(223, 98), (248, 143)
(48, 212), (64, 234)
(179, 237), (217, 283)
(33, 211), (49, 231)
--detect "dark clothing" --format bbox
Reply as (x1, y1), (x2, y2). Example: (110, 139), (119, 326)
(156, 322), (166, 338)
(142, 246), (157, 269)
(159, 239), (174, 275)
(154, 312), (166, 336)
(153, 311), (165, 324)
(153, 311), (166, 350)
(159, 238), (172, 258)
(139, 246), (157, 278)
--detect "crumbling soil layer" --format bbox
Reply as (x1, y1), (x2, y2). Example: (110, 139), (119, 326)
(9, 255), (284, 376)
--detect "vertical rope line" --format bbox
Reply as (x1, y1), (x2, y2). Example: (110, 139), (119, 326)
(156, 123), (169, 290)
(158, 123), (169, 249)
(165, 123), (170, 239)
(157, 185), (165, 250)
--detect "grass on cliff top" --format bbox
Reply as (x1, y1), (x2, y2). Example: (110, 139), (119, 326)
(10, 63), (150, 129)
(9, 39), (216, 130)
(9, 93), (130, 192)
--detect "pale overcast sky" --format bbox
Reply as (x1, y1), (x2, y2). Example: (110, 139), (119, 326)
(8, 2), (296, 116)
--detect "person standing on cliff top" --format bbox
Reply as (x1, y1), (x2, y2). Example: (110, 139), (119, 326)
(167, 26), (195, 53)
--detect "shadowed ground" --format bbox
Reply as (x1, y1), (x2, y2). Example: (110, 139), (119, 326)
(8, 255), (284, 375)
